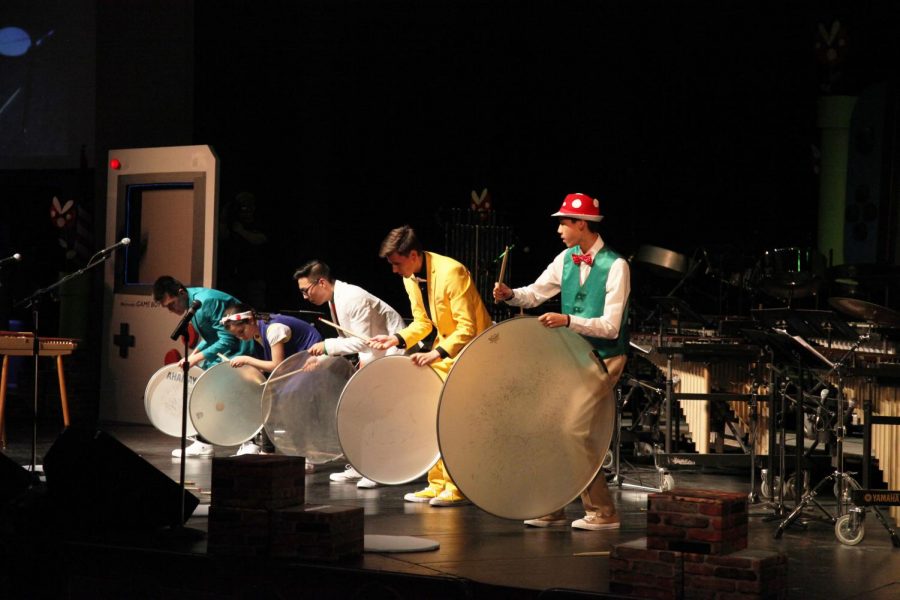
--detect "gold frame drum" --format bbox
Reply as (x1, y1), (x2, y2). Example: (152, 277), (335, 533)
(336, 355), (443, 485)
(261, 351), (355, 463)
(189, 361), (267, 446)
(143, 363), (204, 438)
(438, 317), (614, 520)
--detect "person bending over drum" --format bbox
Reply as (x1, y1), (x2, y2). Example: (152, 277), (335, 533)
(153, 275), (257, 458)
(293, 259), (406, 367)
(221, 302), (323, 456)
(293, 259), (407, 489)
(493, 193), (630, 531)
(368, 225), (493, 507)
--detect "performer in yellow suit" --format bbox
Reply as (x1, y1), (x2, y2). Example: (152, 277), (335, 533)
(369, 225), (492, 507)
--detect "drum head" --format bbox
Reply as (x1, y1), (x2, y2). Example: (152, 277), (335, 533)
(438, 317), (613, 520)
(190, 361), (266, 446)
(144, 364), (203, 438)
(336, 355), (443, 484)
(262, 352), (355, 463)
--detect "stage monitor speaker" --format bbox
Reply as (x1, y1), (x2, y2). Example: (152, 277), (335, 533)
(42, 427), (198, 531)
(0, 451), (33, 504)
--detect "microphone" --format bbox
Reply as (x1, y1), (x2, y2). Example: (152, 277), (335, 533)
(98, 237), (131, 255)
(0, 253), (22, 266)
(170, 299), (202, 341)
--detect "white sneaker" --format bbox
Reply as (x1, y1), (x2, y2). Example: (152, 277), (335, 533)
(330, 465), (363, 483)
(235, 442), (261, 456)
(172, 440), (214, 458)
(357, 477), (380, 489)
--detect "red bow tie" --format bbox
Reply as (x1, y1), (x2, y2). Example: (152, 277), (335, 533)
(572, 253), (593, 266)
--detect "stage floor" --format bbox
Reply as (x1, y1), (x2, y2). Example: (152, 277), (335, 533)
(3, 420), (900, 599)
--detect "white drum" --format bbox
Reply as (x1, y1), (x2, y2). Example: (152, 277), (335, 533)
(438, 317), (614, 520)
(336, 355), (443, 485)
(189, 361), (267, 446)
(261, 351), (355, 463)
(143, 363), (203, 438)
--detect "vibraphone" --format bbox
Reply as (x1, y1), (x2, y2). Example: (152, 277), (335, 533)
(631, 332), (765, 455)
(839, 361), (900, 525)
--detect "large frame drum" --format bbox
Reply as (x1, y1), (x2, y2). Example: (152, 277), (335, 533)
(144, 364), (204, 438)
(189, 361), (267, 446)
(262, 352), (355, 463)
(438, 317), (613, 520)
(336, 355), (443, 485)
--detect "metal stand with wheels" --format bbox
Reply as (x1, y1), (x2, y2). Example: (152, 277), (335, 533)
(774, 338), (861, 539)
(608, 379), (670, 493)
(834, 364), (900, 547)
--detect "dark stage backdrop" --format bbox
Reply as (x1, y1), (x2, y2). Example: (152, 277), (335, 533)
(1, 0), (899, 352)
(192, 0), (898, 316)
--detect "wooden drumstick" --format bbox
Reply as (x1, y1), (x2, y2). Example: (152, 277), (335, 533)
(318, 317), (371, 342)
(217, 353), (231, 362)
(261, 366), (309, 386)
(494, 245), (510, 304)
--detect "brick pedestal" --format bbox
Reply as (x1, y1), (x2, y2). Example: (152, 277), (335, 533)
(610, 489), (786, 599)
(647, 489), (748, 554)
(211, 455), (306, 509)
(610, 537), (684, 600)
(683, 550), (788, 599)
(270, 504), (364, 560)
(206, 455), (364, 560)
(610, 539), (787, 600)
(207, 506), (270, 556)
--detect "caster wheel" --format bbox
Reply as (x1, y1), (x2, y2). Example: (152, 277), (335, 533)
(760, 476), (780, 500)
(835, 514), (865, 546)
(785, 471), (810, 498)
(660, 473), (675, 492)
(602, 449), (614, 470)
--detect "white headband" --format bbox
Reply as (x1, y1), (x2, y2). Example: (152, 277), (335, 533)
(220, 311), (254, 325)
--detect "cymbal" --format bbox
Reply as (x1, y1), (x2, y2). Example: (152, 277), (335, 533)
(631, 245), (689, 279)
(828, 297), (900, 328)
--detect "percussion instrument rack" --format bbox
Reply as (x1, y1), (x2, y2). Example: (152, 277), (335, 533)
(834, 361), (900, 545)
(628, 328), (776, 502)
(608, 376), (672, 493)
(773, 336), (862, 539)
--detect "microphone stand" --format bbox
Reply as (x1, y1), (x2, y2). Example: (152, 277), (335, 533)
(15, 250), (114, 473)
(166, 304), (204, 540)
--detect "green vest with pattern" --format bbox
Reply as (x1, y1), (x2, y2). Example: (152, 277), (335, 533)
(560, 245), (629, 358)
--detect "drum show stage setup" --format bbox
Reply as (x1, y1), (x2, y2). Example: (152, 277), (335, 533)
(6, 202), (900, 597)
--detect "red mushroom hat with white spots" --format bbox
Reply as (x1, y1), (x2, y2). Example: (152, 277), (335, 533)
(551, 193), (603, 222)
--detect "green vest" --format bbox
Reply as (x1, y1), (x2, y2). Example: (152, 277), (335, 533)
(560, 245), (629, 358)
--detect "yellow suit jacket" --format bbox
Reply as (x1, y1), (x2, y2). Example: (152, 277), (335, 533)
(396, 251), (492, 376)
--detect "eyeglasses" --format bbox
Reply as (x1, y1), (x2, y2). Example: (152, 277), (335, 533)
(300, 279), (321, 299)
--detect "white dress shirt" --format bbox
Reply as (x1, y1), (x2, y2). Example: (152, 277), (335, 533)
(506, 235), (630, 340)
(325, 279), (406, 363)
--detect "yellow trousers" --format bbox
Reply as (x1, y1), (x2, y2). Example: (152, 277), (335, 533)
(424, 360), (465, 500)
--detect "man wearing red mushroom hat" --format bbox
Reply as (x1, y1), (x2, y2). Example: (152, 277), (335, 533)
(493, 192), (630, 530)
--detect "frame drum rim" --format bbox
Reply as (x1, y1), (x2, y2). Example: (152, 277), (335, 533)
(336, 355), (443, 485)
(144, 363), (203, 438)
(438, 316), (613, 520)
(189, 361), (267, 446)
(261, 351), (354, 463)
